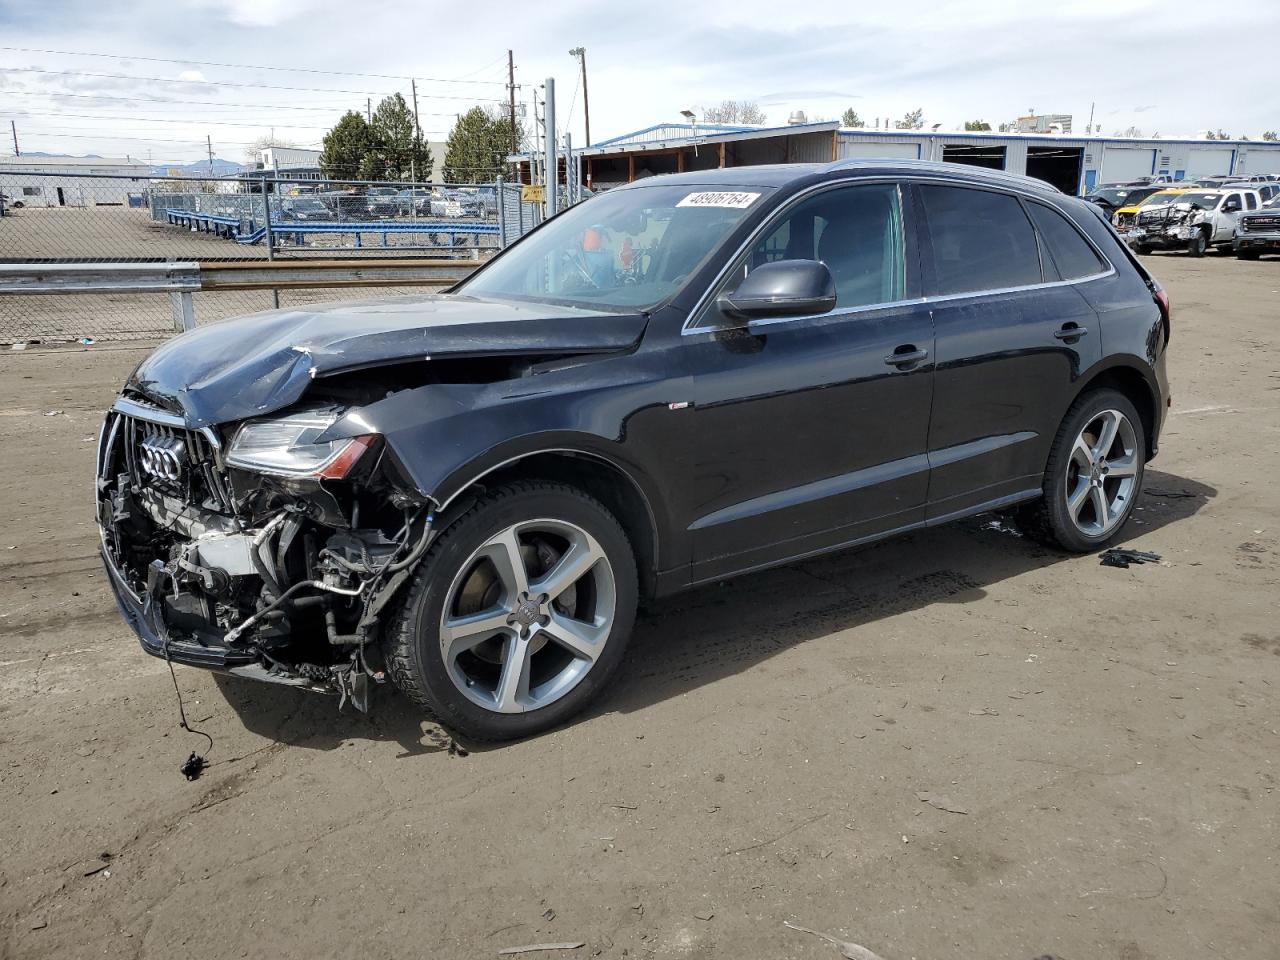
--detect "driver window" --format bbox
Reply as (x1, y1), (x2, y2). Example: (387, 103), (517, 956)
(744, 183), (905, 310)
(1226, 193), (1241, 209)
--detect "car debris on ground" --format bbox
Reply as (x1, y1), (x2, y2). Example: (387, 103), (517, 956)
(1099, 548), (1163, 568)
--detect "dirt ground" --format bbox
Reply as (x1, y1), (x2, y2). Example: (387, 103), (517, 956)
(1, 255), (1277, 960)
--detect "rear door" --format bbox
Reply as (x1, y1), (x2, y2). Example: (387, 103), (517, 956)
(686, 180), (935, 582)
(914, 183), (1104, 521)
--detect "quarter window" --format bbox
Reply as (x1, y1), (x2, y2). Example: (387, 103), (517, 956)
(1027, 202), (1106, 281)
(918, 185), (1041, 295)
(1245, 193), (1258, 210)
(744, 183), (905, 310)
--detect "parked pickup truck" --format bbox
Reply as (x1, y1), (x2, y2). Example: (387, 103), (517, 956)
(1127, 188), (1263, 256)
(1234, 197), (1280, 259)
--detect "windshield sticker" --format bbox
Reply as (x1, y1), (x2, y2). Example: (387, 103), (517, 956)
(677, 191), (761, 209)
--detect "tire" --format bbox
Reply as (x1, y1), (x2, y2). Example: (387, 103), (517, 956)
(1017, 388), (1147, 553)
(1187, 230), (1208, 257)
(1134, 242), (1153, 255)
(385, 481), (638, 741)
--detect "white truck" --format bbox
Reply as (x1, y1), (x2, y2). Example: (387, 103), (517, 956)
(1127, 187), (1265, 256)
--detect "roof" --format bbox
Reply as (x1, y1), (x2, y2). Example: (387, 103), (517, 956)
(507, 120), (842, 163)
(0, 154), (150, 168)
(613, 158), (1066, 195)
(837, 128), (1279, 148)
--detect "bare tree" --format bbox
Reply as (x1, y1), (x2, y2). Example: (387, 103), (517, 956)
(243, 134), (298, 165)
(703, 100), (767, 125)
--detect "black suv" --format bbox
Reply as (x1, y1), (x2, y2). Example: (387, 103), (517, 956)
(98, 160), (1171, 740)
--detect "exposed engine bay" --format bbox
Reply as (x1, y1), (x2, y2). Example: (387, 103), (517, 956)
(96, 392), (441, 711)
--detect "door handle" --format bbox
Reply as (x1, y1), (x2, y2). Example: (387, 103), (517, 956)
(884, 346), (929, 368)
(1053, 324), (1089, 342)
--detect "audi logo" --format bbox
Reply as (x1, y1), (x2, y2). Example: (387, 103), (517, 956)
(139, 434), (187, 481)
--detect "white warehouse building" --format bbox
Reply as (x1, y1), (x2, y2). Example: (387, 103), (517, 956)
(0, 155), (152, 207)
(554, 122), (1280, 195)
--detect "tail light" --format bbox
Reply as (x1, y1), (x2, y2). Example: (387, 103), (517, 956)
(1151, 280), (1171, 345)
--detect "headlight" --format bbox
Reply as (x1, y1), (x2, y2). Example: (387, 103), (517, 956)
(226, 407), (375, 479)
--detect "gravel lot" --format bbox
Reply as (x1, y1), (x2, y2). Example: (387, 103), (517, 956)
(1, 255), (1277, 960)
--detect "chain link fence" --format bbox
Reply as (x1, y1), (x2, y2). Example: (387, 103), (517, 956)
(1, 171), (554, 343)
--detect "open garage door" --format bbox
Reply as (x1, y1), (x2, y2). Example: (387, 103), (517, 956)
(1099, 147), (1156, 183)
(836, 140), (921, 160)
(1026, 146), (1084, 194)
(1184, 147), (1236, 179)
(942, 144), (1006, 170)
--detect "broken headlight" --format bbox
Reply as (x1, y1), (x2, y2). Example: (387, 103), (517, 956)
(226, 407), (374, 479)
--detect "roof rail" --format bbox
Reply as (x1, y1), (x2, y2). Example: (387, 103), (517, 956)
(820, 157), (1064, 194)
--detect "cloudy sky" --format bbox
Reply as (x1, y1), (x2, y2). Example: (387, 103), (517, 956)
(2, 0), (1278, 165)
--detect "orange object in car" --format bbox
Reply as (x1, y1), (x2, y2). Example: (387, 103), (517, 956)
(582, 227), (604, 252)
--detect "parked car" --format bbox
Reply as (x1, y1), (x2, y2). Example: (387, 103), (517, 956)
(1221, 181), (1280, 203)
(1234, 194), (1280, 259)
(396, 188), (433, 216)
(316, 191), (370, 220)
(1085, 183), (1167, 215)
(1127, 187), (1264, 256)
(96, 160), (1170, 740)
(430, 188), (484, 219)
(1112, 187), (1195, 233)
(365, 186), (402, 219)
(280, 198), (333, 222)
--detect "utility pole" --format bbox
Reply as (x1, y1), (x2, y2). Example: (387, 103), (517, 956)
(507, 50), (517, 158)
(366, 98), (372, 123)
(207, 134), (213, 175)
(10, 120), (18, 156)
(544, 77), (557, 218)
(410, 78), (423, 183)
(568, 47), (590, 148)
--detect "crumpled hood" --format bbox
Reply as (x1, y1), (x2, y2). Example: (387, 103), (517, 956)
(127, 294), (647, 427)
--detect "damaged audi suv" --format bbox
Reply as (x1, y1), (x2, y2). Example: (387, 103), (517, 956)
(99, 160), (1171, 740)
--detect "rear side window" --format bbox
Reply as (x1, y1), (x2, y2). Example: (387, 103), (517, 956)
(918, 185), (1040, 295)
(1245, 193), (1258, 210)
(1027, 202), (1107, 281)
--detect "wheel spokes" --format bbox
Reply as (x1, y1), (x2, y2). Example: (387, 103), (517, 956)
(1067, 477), (1092, 521)
(478, 527), (530, 600)
(540, 610), (608, 662)
(1107, 452), (1138, 478)
(1091, 410), (1120, 460)
(1090, 486), (1110, 529)
(441, 608), (513, 660)
(1072, 434), (1095, 471)
(530, 534), (603, 602)
(493, 633), (534, 712)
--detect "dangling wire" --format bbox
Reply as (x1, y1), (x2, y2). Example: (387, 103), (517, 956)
(163, 637), (214, 781)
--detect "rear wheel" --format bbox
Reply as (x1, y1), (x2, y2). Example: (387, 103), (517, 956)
(386, 481), (638, 741)
(1018, 389), (1146, 552)
(1134, 241), (1153, 255)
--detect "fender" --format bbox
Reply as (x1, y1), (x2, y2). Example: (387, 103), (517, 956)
(320, 353), (690, 568)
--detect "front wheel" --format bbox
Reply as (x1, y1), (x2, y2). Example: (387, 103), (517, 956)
(1018, 389), (1146, 552)
(385, 481), (638, 741)
(1187, 230), (1208, 257)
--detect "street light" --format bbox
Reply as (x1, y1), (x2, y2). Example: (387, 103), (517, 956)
(680, 109), (699, 157)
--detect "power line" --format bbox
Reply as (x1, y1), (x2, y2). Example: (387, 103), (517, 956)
(0, 45), (508, 85)
(0, 88), (465, 118)
(17, 111), (331, 130)
(0, 66), (508, 101)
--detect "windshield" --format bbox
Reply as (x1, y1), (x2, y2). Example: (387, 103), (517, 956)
(1168, 192), (1223, 208)
(1138, 191), (1189, 207)
(458, 183), (771, 311)
(1090, 188), (1136, 205)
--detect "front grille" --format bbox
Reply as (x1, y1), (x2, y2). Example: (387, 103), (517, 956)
(1241, 216), (1280, 232)
(104, 405), (235, 514)
(1137, 209), (1173, 226)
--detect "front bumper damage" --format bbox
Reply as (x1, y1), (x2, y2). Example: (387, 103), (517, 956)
(97, 396), (435, 711)
(1126, 206), (1208, 250)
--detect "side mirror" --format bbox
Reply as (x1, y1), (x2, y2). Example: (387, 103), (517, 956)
(716, 259), (836, 321)
(1223, 200), (1241, 212)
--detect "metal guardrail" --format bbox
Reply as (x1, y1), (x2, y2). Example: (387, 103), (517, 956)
(0, 259), (479, 333)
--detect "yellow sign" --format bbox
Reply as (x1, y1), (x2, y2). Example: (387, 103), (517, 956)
(521, 184), (546, 203)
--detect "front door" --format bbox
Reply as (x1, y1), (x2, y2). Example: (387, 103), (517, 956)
(685, 181), (935, 583)
(914, 184), (1104, 519)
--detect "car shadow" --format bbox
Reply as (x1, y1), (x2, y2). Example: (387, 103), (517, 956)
(213, 468), (1215, 754)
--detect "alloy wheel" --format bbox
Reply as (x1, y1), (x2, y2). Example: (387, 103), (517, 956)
(1064, 408), (1139, 538)
(439, 519), (616, 714)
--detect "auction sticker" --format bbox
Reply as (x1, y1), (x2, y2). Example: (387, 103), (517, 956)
(676, 191), (761, 209)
